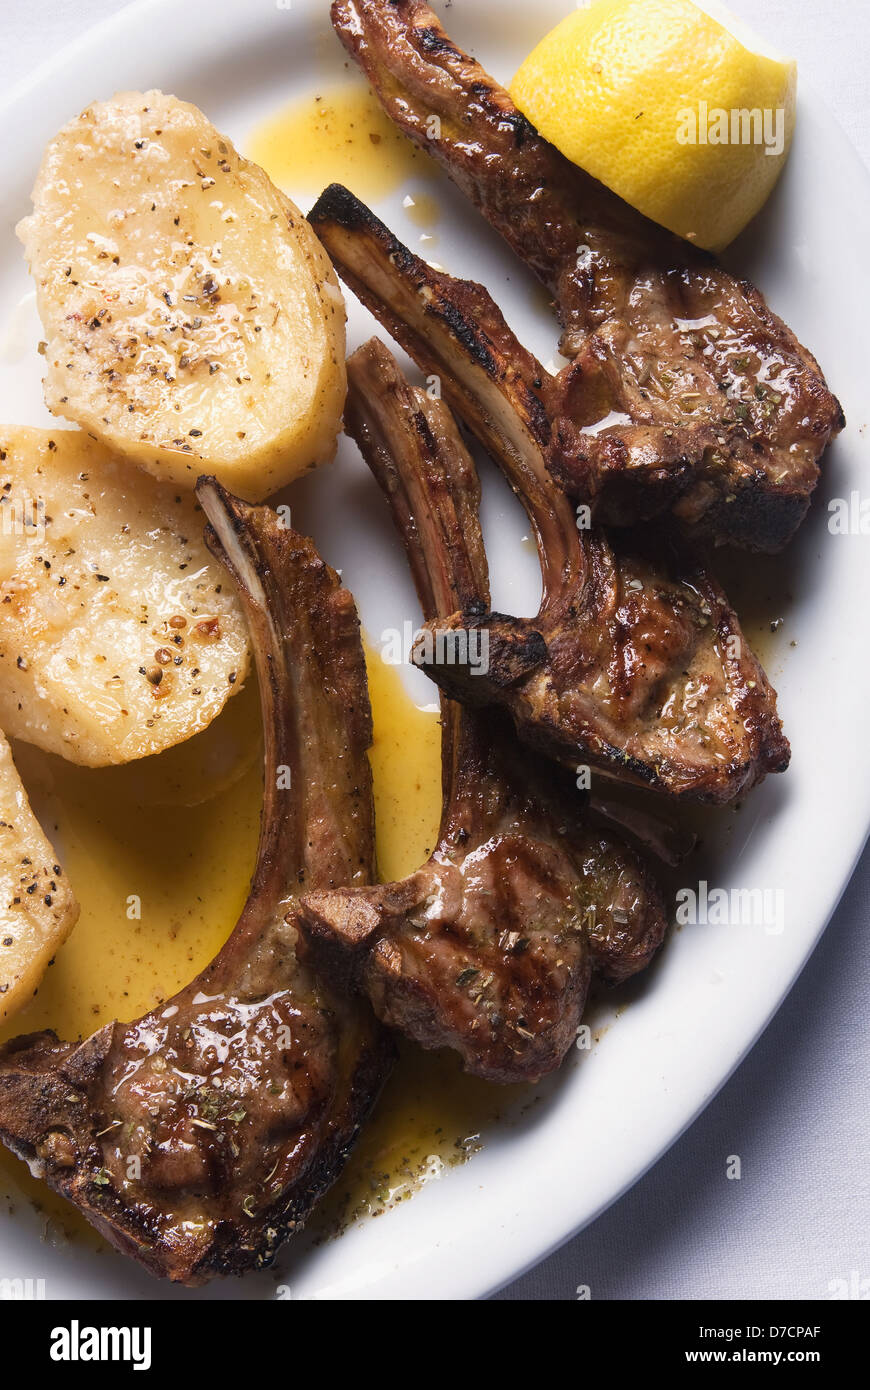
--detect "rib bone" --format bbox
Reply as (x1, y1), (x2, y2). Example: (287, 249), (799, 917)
(308, 186), (790, 804)
(299, 340), (667, 1084)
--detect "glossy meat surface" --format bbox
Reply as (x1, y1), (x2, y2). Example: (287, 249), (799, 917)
(300, 342), (667, 1083)
(332, 0), (844, 550)
(0, 482), (392, 1284)
(308, 187), (790, 803)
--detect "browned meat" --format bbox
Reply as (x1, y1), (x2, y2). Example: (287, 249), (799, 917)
(308, 187), (790, 803)
(299, 340), (667, 1083)
(0, 480), (393, 1284)
(331, 0), (844, 550)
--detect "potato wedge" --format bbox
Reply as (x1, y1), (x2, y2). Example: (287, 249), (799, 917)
(0, 426), (250, 765)
(0, 731), (79, 1024)
(18, 90), (346, 500)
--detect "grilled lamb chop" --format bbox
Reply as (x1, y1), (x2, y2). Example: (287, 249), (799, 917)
(0, 480), (393, 1284)
(308, 186), (790, 804)
(331, 0), (844, 550)
(299, 340), (667, 1083)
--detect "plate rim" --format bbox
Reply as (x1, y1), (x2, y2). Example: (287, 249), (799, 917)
(0, 0), (869, 1301)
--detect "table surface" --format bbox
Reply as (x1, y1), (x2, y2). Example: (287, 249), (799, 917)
(3, 0), (868, 1302)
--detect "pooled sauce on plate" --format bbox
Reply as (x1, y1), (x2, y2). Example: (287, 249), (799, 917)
(711, 545), (794, 675)
(364, 639), (441, 881)
(247, 83), (431, 200)
(0, 678), (264, 1245)
(0, 90), (666, 1259)
(312, 646), (538, 1238)
(0, 645), (555, 1250)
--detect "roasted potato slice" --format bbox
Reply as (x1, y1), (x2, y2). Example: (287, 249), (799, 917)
(18, 90), (346, 500)
(0, 427), (250, 765)
(0, 732), (79, 1023)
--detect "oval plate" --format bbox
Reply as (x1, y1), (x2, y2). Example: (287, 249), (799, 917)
(0, 0), (868, 1300)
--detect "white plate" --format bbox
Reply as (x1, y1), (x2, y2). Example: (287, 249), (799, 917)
(0, 0), (868, 1301)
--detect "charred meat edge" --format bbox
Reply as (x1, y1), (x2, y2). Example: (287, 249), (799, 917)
(331, 0), (844, 551)
(308, 185), (790, 805)
(0, 479), (393, 1285)
(300, 340), (667, 1083)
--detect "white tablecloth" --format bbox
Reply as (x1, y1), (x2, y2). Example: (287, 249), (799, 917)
(3, 0), (868, 1302)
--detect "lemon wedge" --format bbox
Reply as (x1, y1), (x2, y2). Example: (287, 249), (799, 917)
(509, 0), (796, 251)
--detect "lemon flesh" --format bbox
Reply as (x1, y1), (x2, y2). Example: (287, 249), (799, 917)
(510, 0), (796, 252)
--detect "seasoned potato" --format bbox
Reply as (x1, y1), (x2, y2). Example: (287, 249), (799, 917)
(18, 90), (347, 500)
(0, 427), (250, 765)
(0, 731), (79, 1023)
